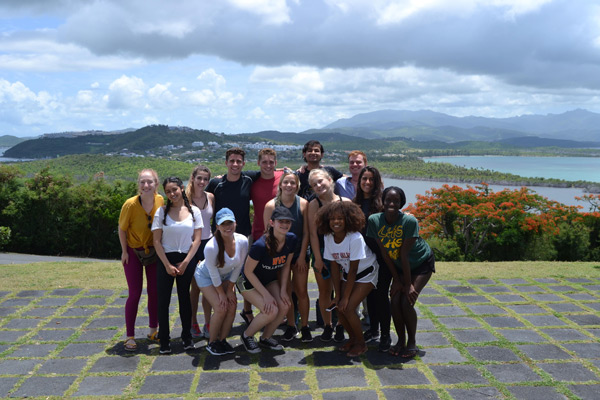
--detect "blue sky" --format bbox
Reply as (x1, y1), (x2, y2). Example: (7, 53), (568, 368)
(2, 0), (600, 137)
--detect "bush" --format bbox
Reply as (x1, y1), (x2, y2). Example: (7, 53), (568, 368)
(0, 226), (10, 249)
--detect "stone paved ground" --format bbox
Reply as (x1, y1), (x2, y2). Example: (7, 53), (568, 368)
(0, 277), (599, 399)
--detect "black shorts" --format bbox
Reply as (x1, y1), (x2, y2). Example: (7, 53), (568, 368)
(399, 252), (435, 277)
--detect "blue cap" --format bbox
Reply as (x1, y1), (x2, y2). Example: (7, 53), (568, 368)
(215, 208), (236, 225)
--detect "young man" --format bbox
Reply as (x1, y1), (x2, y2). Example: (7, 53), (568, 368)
(297, 140), (343, 201)
(250, 148), (284, 241)
(335, 150), (367, 200)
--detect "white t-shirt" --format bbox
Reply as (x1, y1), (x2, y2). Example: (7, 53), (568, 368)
(323, 231), (377, 274)
(152, 205), (203, 253)
(200, 233), (249, 286)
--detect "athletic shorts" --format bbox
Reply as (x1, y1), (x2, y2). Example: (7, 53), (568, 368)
(342, 260), (379, 288)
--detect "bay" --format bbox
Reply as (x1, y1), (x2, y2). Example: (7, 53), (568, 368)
(423, 155), (600, 183)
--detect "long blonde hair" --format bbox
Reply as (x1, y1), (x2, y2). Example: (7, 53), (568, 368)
(137, 169), (159, 194)
(275, 171), (300, 206)
(185, 165), (211, 201)
(308, 168), (333, 198)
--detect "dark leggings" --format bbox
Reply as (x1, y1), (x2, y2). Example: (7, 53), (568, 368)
(157, 252), (195, 344)
(366, 260), (392, 336)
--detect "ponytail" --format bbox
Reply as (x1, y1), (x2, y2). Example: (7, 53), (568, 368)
(264, 226), (279, 257)
(215, 230), (225, 269)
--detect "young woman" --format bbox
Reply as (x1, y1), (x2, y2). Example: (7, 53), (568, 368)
(236, 206), (296, 353)
(152, 177), (203, 354)
(194, 208), (248, 356)
(186, 165), (215, 339)
(263, 171), (311, 342)
(366, 186), (435, 358)
(317, 201), (378, 357)
(352, 166), (392, 352)
(307, 168), (351, 342)
(118, 169), (163, 351)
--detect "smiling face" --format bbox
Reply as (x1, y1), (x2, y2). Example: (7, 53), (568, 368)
(279, 173), (299, 196)
(270, 218), (292, 236)
(383, 189), (402, 216)
(217, 220), (236, 237)
(303, 145), (323, 164)
(348, 154), (366, 177)
(329, 212), (346, 235)
(225, 154), (245, 176)
(193, 170), (210, 192)
(359, 171), (374, 196)
(138, 171), (157, 195)
(164, 181), (183, 204)
(309, 172), (332, 198)
(258, 154), (276, 177)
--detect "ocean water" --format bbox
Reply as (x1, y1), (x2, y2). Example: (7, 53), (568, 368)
(424, 155), (600, 183)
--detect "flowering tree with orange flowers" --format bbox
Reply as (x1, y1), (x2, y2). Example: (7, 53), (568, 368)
(405, 183), (592, 261)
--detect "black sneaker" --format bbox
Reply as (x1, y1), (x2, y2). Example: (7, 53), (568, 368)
(282, 325), (299, 341)
(378, 334), (392, 352)
(364, 330), (380, 343)
(206, 341), (226, 356)
(334, 325), (345, 342)
(241, 333), (261, 354)
(320, 325), (333, 342)
(300, 326), (313, 343)
(220, 339), (235, 354)
(182, 338), (195, 350)
(159, 342), (171, 354)
(259, 336), (283, 350)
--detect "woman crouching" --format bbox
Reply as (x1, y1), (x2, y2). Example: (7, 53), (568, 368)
(236, 206), (297, 353)
(317, 201), (378, 357)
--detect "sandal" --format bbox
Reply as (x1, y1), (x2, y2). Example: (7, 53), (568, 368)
(401, 346), (419, 358)
(338, 340), (355, 352)
(240, 310), (253, 326)
(389, 343), (405, 356)
(347, 343), (367, 357)
(124, 338), (137, 352)
(147, 331), (159, 342)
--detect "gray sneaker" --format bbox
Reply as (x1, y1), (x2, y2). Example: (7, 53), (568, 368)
(241, 333), (261, 354)
(259, 336), (283, 350)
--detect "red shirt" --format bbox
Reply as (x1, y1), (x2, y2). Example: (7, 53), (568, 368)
(251, 170), (284, 240)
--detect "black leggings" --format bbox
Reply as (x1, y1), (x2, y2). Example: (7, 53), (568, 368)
(157, 252), (195, 344)
(366, 259), (392, 336)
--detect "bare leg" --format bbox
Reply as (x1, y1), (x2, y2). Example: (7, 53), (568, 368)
(314, 269), (333, 327)
(403, 272), (432, 350)
(190, 279), (200, 326)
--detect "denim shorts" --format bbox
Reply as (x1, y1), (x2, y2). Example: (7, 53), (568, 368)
(194, 262), (233, 288)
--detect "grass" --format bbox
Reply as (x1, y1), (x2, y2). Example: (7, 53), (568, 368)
(1, 260), (599, 291)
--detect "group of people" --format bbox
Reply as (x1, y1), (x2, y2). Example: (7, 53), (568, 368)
(118, 140), (435, 358)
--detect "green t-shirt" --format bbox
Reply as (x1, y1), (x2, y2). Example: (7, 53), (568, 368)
(366, 212), (431, 271)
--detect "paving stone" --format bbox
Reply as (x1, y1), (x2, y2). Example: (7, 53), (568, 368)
(500, 278), (529, 285)
(111, 296), (127, 306)
(451, 329), (497, 343)
(61, 307), (97, 317)
(58, 342), (106, 357)
(73, 297), (106, 306)
(584, 302), (600, 311)
(435, 280), (461, 286)
(46, 317), (87, 328)
(419, 296), (452, 305)
(22, 307), (58, 318)
(564, 343), (600, 359)
(90, 355), (140, 372)
(430, 364), (488, 384)
(534, 278), (559, 284)
(446, 387), (503, 400)
(565, 293), (597, 301)
(51, 288), (82, 296)
(529, 294), (564, 302)
(262, 396), (310, 400)
(514, 285), (544, 292)
(0, 330), (29, 342)
(467, 346), (520, 362)
(11, 376), (76, 397)
(196, 371), (250, 393)
(258, 371), (309, 391)
(538, 362), (599, 381)
(421, 287), (441, 295)
(468, 305), (506, 315)
(0, 291), (9, 298)
(151, 355), (196, 371)
(4, 318), (40, 329)
(547, 303), (585, 312)
(518, 344), (572, 360)
(417, 331), (449, 346)
(138, 374), (194, 395)
(483, 316), (524, 328)
(506, 304), (547, 314)
(438, 317), (481, 329)
(74, 329), (118, 341)
(74, 376), (132, 396)
(548, 285), (575, 292)
(541, 328), (590, 341)
(259, 349), (308, 368)
(421, 347), (466, 364)
(453, 295), (489, 303)
(582, 285), (600, 292)
(313, 350), (363, 366)
(9, 343), (57, 358)
(37, 358), (88, 374)
(498, 329), (546, 343)
(507, 385), (566, 400)
(478, 286), (511, 293)
(202, 352), (253, 371)
(86, 289), (114, 296)
(323, 390), (378, 400)
(568, 384), (600, 400)
(36, 297), (70, 307)
(418, 318), (436, 330)
(467, 279), (496, 285)
(101, 307), (122, 316)
(0, 307), (17, 317)
(566, 314), (600, 326)
(0, 377), (19, 397)
(484, 363), (542, 383)
(522, 315), (567, 326)
(0, 344), (10, 353)
(376, 367), (431, 385)
(0, 359), (39, 374)
(588, 329), (600, 338)
(566, 278), (593, 283)
(16, 290), (46, 297)
(428, 306), (467, 316)
(1, 298), (34, 307)
(364, 350), (415, 366)
(86, 317), (122, 329)
(444, 286), (476, 294)
(382, 388), (439, 399)
(491, 294), (524, 302)
(316, 367), (367, 389)
(34, 328), (76, 341)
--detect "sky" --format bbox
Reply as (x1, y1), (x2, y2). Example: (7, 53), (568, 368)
(2, 0), (600, 137)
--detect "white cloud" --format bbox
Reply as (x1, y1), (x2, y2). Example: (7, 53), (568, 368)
(106, 75), (146, 109)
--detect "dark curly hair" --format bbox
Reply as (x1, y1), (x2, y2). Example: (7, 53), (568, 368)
(353, 166), (383, 215)
(316, 201), (365, 236)
(162, 176), (195, 225)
